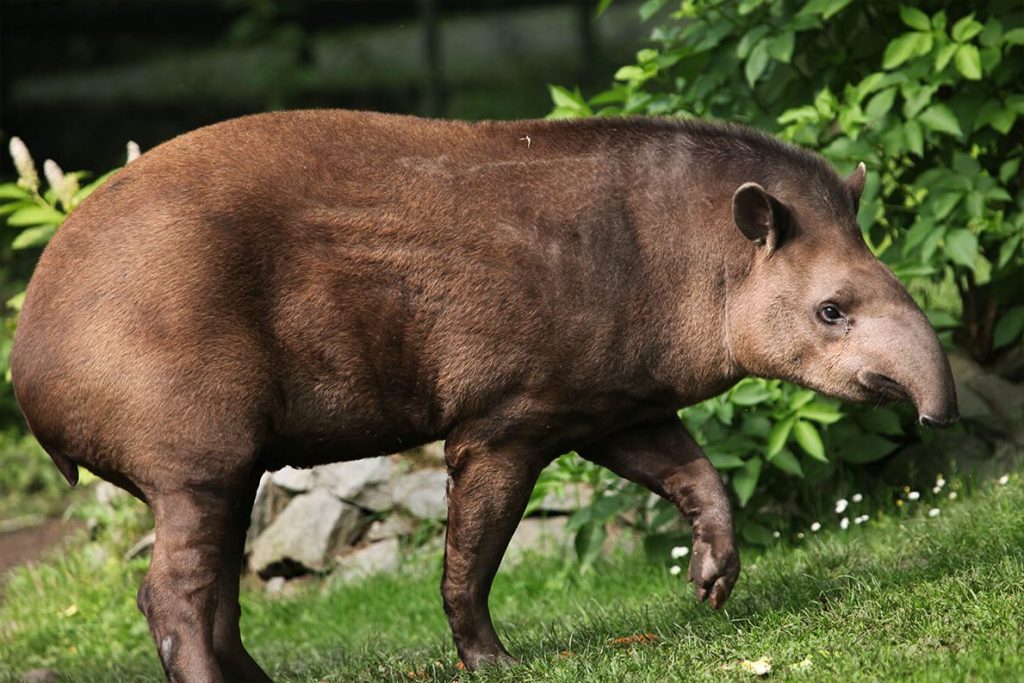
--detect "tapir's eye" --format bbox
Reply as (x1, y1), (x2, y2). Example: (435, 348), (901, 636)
(818, 304), (845, 324)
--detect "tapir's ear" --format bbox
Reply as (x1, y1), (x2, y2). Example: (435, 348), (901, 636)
(733, 182), (788, 251)
(844, 162), (867, 206)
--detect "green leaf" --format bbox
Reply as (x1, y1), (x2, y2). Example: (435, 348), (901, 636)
(613, 65), (646, 82)
(793, 420), (828, 462)
(798, 405), (844, 424)
(767, 32), (795, 63)
(856, 408), (904, 436)
(767, 415), (796, 458)
(904, 120), (924, 156)
(594, 0), (614, 18)
(839, 434), (899, 463)
(998, 234), (1021, 268)
(0, 183), (30, 200)
(6, 204), (65, 227)
(883, 32), (931, 69)
(899, 6), (931, 31)
(730, 381), (774, 406)
(865, 87), (897, 119)
(798, 0), (853, 20)
(638, 0), (668, 21)
(737, 25), (770, 59)
(1004, 28), (1024, 45)
(993, 306), (1024, 349)
(919, 104), (963, 136)
(951, 13), (983, 43)
(574, 522), (607, 571)
(708, 452), (747, 470)
(934, 43), (958, 71)
(944, 229), (978, 267)
(732, 457), (762, 507)
(11, 224), (57, 249)
(7, 291), (26, 312)
(767, 449), (804, 478)
(954, 44), (982, 79)
(745, 39), (770, 87)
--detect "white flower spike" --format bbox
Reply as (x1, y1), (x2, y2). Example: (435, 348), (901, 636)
(127, 141), (141, 163)
(998, 474), (1010, 486)
(670, 546), (689, 560)
(9, 136), (40, 193)
(810, 522), (821, 532)
(839, 517), (850, 530)
(907, 491), (921, 501)
(835, 498), (848, 514)
(669, 565), (682, 576)
(928, 508), (940, 517)
(851, 493), (863, 503)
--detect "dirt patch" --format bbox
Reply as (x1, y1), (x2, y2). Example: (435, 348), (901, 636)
(0, 518), (82, 577)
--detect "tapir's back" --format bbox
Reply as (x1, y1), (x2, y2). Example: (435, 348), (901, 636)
(11, 110), (646, 478)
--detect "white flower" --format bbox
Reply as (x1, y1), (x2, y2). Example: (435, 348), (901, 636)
(9, 136), (39, 193)
(835, 498), (849, 514)
(851, 493), (863, 503)
(948, 491), (958, 500)
(44, 159), (77, 210)
(670, 546), (689, 560)
(932, 486), (942, 494)
(935, 476), (946, 488)
(126, 140), (141, 163)
(907, 491), (921, 501)
(839, 517), (850, 530)
(854, 515), (869, 525)
(810, 522), (822, 532)
(669, 565), (682, 576)
(998, 474), (1010, 486)
(772, 531), (781, 539)
(928, 508), (940, 518)
(797, 532), (805, 539)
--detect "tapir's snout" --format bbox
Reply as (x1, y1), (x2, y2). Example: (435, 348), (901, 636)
(854, 307), (959, 429)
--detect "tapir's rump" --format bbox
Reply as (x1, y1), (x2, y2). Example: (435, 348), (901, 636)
(9, 111), (955, 680)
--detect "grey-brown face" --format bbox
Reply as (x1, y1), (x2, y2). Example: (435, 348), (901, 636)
(726, 166), (959, 427)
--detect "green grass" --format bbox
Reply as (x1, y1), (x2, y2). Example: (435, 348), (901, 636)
(2, 471), (1023, 682)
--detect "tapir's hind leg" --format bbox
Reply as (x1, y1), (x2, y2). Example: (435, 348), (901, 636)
(441, 434), (549, 670)
(213, 472), (272, 682)
(137, 483), (248, 683)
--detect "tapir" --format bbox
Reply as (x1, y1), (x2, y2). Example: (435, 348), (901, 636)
(10, 110), (958, 681)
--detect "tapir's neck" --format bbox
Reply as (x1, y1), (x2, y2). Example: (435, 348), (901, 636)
(620, 144), (750, 406)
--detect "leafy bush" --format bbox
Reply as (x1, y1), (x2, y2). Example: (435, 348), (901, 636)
(0, 138), (130, 516)
(541, 0), (1023, 561)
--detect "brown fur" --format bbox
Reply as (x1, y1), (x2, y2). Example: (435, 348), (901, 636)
(10, 111), (956, 681)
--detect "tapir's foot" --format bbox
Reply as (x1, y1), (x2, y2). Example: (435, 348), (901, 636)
(687, 523), (740, 609)
(461, 649), (519, 671)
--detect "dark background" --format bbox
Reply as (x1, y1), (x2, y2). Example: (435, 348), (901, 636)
(1, 0), (643, 173)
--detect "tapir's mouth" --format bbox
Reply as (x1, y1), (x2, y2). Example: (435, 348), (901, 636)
(856, 371), (912, 403)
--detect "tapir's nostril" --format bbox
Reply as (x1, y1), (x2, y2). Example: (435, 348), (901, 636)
(919, 412), (959, 429)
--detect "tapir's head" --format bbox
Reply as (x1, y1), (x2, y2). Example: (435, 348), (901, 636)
(726, 162), (958, 427)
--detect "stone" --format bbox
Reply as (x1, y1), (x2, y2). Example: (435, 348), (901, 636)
(504, 516), (572, 566)
(531, 483), (594, 514)
(366, 514), (418, 542)
(246, 473), (291, 551)
(318, 457), (396, 502)
(248, 489), (363, 578)
(270, 466), (316, 492)
(20, 669), (59, 683)
(391, 469), (449, 520)
(333, 538), (401, 582)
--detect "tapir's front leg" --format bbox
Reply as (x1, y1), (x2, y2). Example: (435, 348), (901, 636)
(581, 417), (739, 608)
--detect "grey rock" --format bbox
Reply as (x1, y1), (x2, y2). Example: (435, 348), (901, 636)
(532, 483), (594, 514)
(124, 530), (156, 561)
(319, 457), (396, 502)
(391, 469), (449, 520)
(270, 466), (316, 492)
(248, 489), (363, 577)
(504, 516), (572, 566)
(366, 514), (418, 541)
(333, 538), (401, 581)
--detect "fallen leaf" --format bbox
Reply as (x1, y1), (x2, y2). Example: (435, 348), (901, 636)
(738, 657), (773, 676)
(609, 633), (659, 648)
(455, 661), (467, 671)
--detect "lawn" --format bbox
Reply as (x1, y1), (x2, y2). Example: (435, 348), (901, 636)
(2, 469), (1022, 682)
